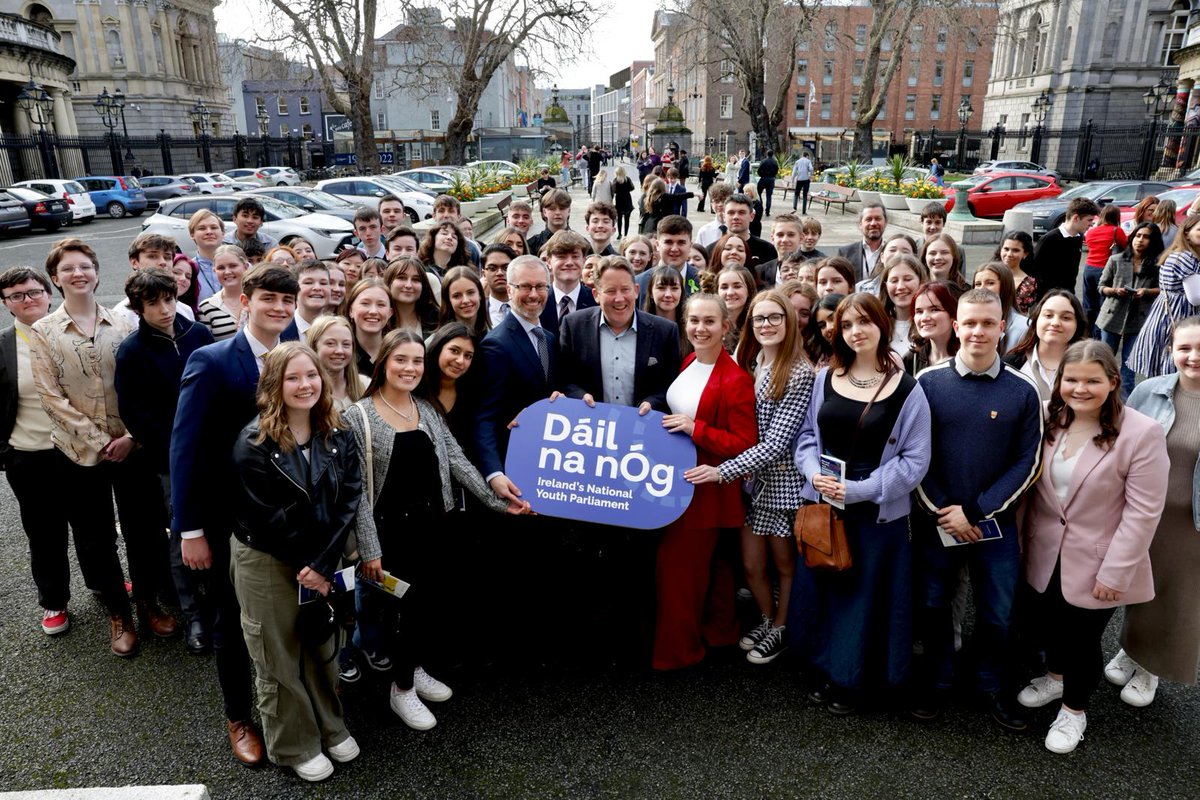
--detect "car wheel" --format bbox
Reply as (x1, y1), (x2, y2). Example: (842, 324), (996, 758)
(45, 222), (61, 232)
(407, 209), (420, 225)
(130, 210), (143, 218)
(277, 181), (288, 187)
(82, 216), (95, 224)
(106, 201), (126, 219)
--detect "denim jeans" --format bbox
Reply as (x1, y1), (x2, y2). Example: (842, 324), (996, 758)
(1100, 329), (1137, 399)
(1082, 267), (1104, 337)
(917, 517), (1020, 694)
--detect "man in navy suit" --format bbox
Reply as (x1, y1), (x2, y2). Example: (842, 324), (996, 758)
(835, 202), (888, 282)
(556, 258), (683, 664)
(635, 215), (703, 299)
(736, 149), (751, 191)
(538, 230), (598, 339)
(170, 264), (298, 767)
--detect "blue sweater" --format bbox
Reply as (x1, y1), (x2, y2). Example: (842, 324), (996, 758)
(916, 359), (1043, 525)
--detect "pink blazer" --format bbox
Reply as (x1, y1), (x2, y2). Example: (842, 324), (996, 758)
(1023, 408), (1169, 609)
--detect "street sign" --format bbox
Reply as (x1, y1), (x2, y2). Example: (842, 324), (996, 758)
(332, 152), (394, 166)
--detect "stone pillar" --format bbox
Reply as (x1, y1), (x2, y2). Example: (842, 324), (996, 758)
(50, 90), (83, 177)
(1162, 77), (1194, 171)
(1177, 81), (1200, 171)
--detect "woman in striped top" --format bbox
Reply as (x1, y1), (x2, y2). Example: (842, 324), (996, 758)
(196, 244), (247, 341)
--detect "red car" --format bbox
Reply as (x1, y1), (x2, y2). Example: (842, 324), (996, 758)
(943, 171), (1062, 218)
(1118, 185), (1200, 228)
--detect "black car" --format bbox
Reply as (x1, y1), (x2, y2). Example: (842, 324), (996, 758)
(6, 187), (73, 231)
(1013, 180), (1172, 237)
(0, 190), (33, 234)
(244, 186), (359, 222)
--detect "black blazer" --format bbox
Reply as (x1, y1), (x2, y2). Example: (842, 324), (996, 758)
(0, 326), (19, 464)
(539, 284), (598, 339)
(170, 332), (262, 533)
(474, 312), (557, 477)
(557, 307), (682, 412)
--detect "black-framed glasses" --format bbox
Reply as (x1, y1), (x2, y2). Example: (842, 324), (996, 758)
(750, 312), (785, 328)
(2, 288), (47, 303)
(511, 282), (549, 294)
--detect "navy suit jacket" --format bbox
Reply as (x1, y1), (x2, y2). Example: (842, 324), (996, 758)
(279, 318), (302, 344)
(170, 332), (262, 533)
(538, 284), (598, 339)
(474, 312), (557, 478)
(557, 307), (681, 412)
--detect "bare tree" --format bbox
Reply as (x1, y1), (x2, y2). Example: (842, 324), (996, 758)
(385, 1), (602, 165)
(668, 0), (815, 155)
(263, 0), (382, 172)
(850, 0), (993, 163)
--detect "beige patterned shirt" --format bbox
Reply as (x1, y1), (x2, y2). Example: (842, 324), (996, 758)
(29, 303), (132, 466)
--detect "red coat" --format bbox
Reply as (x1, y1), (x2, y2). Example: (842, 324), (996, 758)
(680, 350), (758, 528)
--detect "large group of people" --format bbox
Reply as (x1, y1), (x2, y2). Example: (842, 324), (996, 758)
(3, 163), (1200, 784)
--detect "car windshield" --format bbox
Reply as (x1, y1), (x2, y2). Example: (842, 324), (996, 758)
(1058, 182), (1116, 200)
(65, 181), (85, 194)
(385, 176), (427, 194)
(257, 196), (305, 219)
(211, 174), (234, 182)
(8, 187), (43, 200)
(301, 189), (354, 207)
(954, 175), (990, 187)
(125, 176), (142, 189)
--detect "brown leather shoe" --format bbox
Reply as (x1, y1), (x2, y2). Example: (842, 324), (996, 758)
(136, 599), (178, 639)
(227, 720), (264, 766)
(110, 614), (138, 657)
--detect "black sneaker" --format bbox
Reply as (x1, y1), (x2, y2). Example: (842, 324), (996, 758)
(747, 625), (787, 665)
(339, 660), (361, 684)
(988, 692), (1029, 732)
(362, 650), (393, 672)
(739, 615), (773, 652)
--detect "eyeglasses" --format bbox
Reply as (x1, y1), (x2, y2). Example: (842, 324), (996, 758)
(511, 282), (549, 294)
(2, 288), (47, 303)
(750, 313), (786, 328)
(57, 264), (96, 275)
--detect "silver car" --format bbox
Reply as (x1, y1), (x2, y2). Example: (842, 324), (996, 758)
(260, 166), (302, 186)
(179, 173), (235, 195)
(140, 195), (355, 258)
(314, 176), (434, 223)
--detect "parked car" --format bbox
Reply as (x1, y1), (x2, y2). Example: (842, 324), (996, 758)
(138, 175), (197, 205)
(314, 177), (433, 224)
(943, 172), (1062, 218)
(179, 173), (234, 195)
(5, 187), (73, 231)
(384, 174), (438, 198)
(394, 168), (455, 194)
(13, 179), (96, 223)
(245, 186), (358, 222)
(73, 175), (148, 218)
(974, 160), (1060, 183)
(224, 168), (269, 187)
(141, 195), (354, 258)
(1119, 185), (1200, 228)
(466, 159), (520, 175)
(0, 191), (32, 234)
(1014, 180), (1172, 236)
(259, 166), (301, 186)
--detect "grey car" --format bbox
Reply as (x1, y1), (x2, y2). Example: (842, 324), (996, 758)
(245, 186), (359, 223)
(138, 175), (197, 205)
(1014, 180), (1171, 236)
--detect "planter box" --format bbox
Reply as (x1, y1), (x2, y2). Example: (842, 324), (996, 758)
(880, 193), (908, 211)
(905, 196), (949, 213)
(461, 200), (486, 216)
(858, 190), (881, 206)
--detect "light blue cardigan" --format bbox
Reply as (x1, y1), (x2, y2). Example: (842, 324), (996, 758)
(1128, 373), (1200, 531)
(794, 367), (932, 524)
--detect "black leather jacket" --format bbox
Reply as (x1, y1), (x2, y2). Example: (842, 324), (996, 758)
(232, 421), (362, 580)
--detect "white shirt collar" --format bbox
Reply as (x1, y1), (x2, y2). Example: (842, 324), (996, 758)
(1058, 223), (1079, 239)
(243, 327), (275, 373)
(600, 311), (638, 334)
(553, 282), (582, 307)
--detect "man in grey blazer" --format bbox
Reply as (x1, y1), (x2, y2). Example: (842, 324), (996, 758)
(836, 203), (888, 282)
(555, 257), (683, 665)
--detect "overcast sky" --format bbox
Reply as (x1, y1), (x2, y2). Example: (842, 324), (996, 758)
(214, 0), (657, 90)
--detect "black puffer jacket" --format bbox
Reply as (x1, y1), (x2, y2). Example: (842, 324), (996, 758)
(232, 421), (362, 580)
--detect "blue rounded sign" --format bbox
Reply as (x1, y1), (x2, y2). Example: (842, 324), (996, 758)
(504, 398), (697, 530)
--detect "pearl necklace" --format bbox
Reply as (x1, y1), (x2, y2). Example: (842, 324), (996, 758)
(378, 392), (415, 420)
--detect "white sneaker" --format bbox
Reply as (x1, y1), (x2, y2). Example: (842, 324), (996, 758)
(1104, 649), (1138, 686)
(1044, 708), (1087, 754)
(1120, 669), (1160, 707)
(292, 752), (334, 782)
(413, 666), (453, 702)
(390, 683), (437, 730)
(326, 735), (360, 763)
(1018, 674), (1064, 708)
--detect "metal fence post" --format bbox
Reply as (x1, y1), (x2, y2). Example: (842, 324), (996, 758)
(158, 130), (173, 174)
(201, 134), (212, 172)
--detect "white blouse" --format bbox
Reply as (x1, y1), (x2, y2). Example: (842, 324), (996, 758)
(667, 359), (716, 419)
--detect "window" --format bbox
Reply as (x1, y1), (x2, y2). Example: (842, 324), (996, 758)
(934, 60), (944, 87)
(824, 22), (837, 52)
(930, 94), (942, 120)
(882, 29), (893, 51)
(963, 60), (974, 87)
(911, 24), (924, 51)
(823, 61), (834, 86)
(853, 59), (864, 86)
(1061, 28), (1072, 62)
(1101, 22), (1119, 58)
(299, 96), (310, 114)
(376, 110), (386, 128)
(430, 110), (440, 130)
(1013, 176), (1047, 190)
(966, 27), (979, 53)
(719, 94), (733, 118)
(936, 27), (947, 53)
(850, 94), (859, 120)
(301, 124), (313, 139)
(796, 59), (808, 85)
(1162, 4), (1190, 66)
(279, 123), (289, 136)
(255, 97), (267, 117)
(855, 24), (866, 51)
(905, 94), (916, 120)
(878, 94), (888, 118)
(277, 97), (288, 115)
(373, 79), (383, 100)
(821, 93), (832, 120)
(795, 91), (807, 119)
(720, 58), (734, 83)
(798, 35), (809, 51)
(908, 59), (920, 87)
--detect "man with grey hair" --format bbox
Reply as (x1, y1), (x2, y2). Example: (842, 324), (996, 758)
(836, 203), (888, 282)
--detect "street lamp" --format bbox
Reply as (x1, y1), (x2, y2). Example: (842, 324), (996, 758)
(94, 87), (125, 175)
(1030, 89), (1051, 165)
(189, 98), (213, 172)
(256, 108), (270, 167)
(18, 72), (58, 178)
(1140, 76), (1175, 179)
(948, 96), (975, 221)
(112, 88), (134, 162)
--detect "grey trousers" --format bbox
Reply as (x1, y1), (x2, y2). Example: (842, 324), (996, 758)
(232, 539), (349, 767)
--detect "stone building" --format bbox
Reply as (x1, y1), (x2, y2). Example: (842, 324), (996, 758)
(16, 0), (230, 138)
